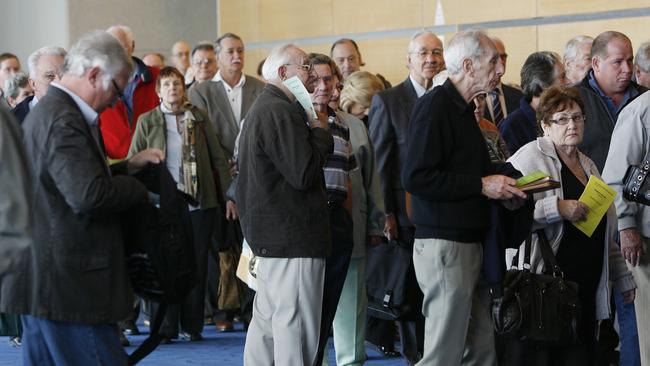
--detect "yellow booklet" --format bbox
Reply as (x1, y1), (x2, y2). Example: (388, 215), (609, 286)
(573, 175), (617, 237)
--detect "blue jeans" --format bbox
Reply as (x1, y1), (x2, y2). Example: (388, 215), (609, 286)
(614, 291), (641, 366)
(21, 315), (127, 366)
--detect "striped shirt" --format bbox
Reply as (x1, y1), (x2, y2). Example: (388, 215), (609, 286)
(324, 108), (357, 204)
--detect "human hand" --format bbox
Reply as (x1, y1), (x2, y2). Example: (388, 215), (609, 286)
(558, 199), (588, 222)
(226, 200), (238, 220)
(481, 175), (527, 200)
(309, 110), (329, 130)
(620, 228), (645, 267)
(622, 289), (636, 304)
(383, 214), (398, 241)
(127, 148), (164, 173)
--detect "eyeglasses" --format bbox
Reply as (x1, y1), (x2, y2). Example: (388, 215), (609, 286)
(193, 58), (216, 66)
(549, 113), (586, 125)
(285, 63), (312, 72)
(410, 49), (443, 59)
(111, 78), (124, 100)
(313, 75), (333, 84)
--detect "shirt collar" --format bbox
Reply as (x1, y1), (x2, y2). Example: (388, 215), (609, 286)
(51, 82), (98, 125)
(409, 74), (433, 98)
(213, 70), (246, 88)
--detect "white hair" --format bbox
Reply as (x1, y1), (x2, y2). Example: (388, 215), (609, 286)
(635, 41), (650, 72)
(262, 43), (298, 82)
(4, 71), (30, 99)
(563, 35), (593, 63)
(444, 29), (489, 75)
(407, 30), (441, 52)
(27, 46), (67, 79)
(62, 30), (133, 90)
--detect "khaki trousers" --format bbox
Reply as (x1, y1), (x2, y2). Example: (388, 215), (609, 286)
(630, 239), (650, 365)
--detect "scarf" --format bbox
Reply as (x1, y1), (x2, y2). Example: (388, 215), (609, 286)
(160, 102), (199, 201)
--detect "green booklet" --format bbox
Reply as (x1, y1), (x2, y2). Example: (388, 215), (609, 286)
(516, 171), (561, 193)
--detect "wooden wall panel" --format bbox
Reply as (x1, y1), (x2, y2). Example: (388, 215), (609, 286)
(443, 0), (537, 24)
(258, 0), (333, 41)
(537, 0), (649, 17)
(219, 0), (259, 43)
(332, 0), (428, 34)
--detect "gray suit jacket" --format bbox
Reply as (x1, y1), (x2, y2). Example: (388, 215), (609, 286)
(368, 76), (417, 228)
(188, 75), (265, 158)
(1, 86), (149, 324)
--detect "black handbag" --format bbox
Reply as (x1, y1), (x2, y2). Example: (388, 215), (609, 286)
(491, 230), (581, 346)
(365, 239), (413, 320)
(623, 160), (650, 205)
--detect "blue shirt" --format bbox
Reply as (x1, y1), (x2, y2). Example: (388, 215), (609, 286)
(587, 70), (639, 121)
(499, 97), (538, 155)
(122, 57), (148, 125)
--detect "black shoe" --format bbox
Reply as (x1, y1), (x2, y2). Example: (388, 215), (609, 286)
(122, 320), (140, 335)
(365, 341), (400, 358)
(180, 332), (203, 341)
(161, 337), (173, 344)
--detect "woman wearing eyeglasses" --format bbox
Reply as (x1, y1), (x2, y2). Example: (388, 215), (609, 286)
(127, 66), (231, 343)
(503, 86), (635, 365)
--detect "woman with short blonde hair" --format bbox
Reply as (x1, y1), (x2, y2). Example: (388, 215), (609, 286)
(339, 71), (384, 122)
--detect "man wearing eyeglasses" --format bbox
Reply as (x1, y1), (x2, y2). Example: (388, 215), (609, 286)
(483, 36), (523, 126)
(366, 30), (445, 364)
(12, 46), (66, 123)
(187, 42), (218, 89)
(100, 25), (160, 161)
(238, 44), (333, 366)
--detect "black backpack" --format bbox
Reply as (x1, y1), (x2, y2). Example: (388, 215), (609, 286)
(122, 163), (197, 365)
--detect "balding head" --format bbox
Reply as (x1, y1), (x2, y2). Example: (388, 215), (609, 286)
(591, 31), (633, 97)
(106, 25), (135, 57)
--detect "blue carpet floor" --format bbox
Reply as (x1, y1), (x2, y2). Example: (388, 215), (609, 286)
(0, 322), (404, 365)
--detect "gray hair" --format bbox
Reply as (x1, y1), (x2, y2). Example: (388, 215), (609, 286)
(520, 51), (561, 101)
(215, 33), (243, 53)
(563, 35), (593, 63)
(407, 30), (441, 52)
(4, 71), (30, 99)
(262, 43), (298, 82)
(444, 29), (489, 75)
(635, 41), (650, 72)
(62, 30), (133, 90)
(27, 46), (67, 79)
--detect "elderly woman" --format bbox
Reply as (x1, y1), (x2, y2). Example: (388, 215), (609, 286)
(499, 51), (568, 154)
(339, 71), (385, 126)
(505, 86), (635, 365)
(128, 66), (231, 343)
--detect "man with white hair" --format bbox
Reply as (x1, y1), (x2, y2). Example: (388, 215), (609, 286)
(237, 43), (333, 365)
(4, 72), (33, 109)
(0, 53), (21, 109)
(634, 41), (650, 88)
(564, 35), (594, 85)
(402, 29), (526, 365)
(12, 46), (66, 122)
(100, 25), (160, 160)
(0, 30), (163, 365)
(368, 30), (445, 363)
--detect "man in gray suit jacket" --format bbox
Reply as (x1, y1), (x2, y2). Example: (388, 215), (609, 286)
(367, 30), (445, 365)
(188, 32), (264, 332)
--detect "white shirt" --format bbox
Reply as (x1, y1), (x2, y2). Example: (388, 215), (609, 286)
(409, 74), (434, 98)
(29, 95), (39, 110)
(213, 70), (246, 124)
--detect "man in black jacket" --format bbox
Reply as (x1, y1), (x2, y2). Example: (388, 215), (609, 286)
(0, 31), (164, 365)
(402, 29), (526, 366)
(237, 43), (334, 366)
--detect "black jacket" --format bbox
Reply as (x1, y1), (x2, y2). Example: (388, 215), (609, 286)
(236, 84), (334, 258)
(11, 95), (33, 123)
(577, 74), (647, 171)
(402, 79), (493, 242)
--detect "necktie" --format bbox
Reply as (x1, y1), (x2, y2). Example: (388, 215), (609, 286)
(491, 88), (503, 125)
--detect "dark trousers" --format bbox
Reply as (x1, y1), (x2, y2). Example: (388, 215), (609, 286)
(500, 337), (595, 366)
(151, 208), (215, 336)
(366, 226), (424, 365)
(21, 315), (127, 366)
(315, 205), (354, 365)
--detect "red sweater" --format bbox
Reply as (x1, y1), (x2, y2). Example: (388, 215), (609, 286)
(99, 64), (159, 159)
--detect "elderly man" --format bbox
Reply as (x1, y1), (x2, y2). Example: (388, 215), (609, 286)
(189, 32), (264, 332)
(12, 46), (66, 122)
(238, 43), (333, 365)
(331, 39), (365, 80)
(4, 72), (33, 109)
(187, 42), (218, 89)
(171, 41), (191, 74)
(402, 29), (526, 365)
(100, 25), (160, 160)
(634, 41), (650, 88)
(564, 35), (594, 85)
(367, 30), (445, 364)
(0, 30), (163, 366)
(577, 31), (646, 172)
(0, 53), (21, 109)
(484, 37), (523, 125)
(142, 53), (165, 68)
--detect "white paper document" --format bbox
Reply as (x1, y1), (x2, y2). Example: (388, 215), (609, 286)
(282, 76), (317, 119)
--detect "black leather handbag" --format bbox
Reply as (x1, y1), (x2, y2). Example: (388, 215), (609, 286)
(492, 230), (581, 346)
(366, 239), (413, 320)
(623, 161), (650, 205)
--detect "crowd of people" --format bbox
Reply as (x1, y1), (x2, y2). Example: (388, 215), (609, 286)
(1, 22), (650, 366)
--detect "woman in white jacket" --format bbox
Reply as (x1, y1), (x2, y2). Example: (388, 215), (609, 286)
(505, 86), (635, 365)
